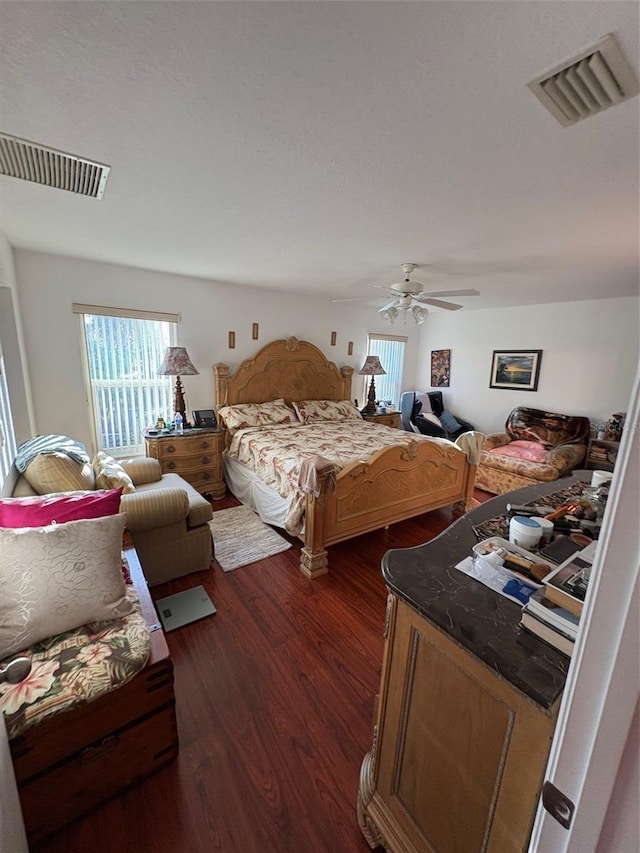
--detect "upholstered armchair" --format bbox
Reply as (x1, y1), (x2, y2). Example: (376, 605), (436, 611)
(400, 391), (474, 441)
(2, 437), (213, 586)
(476, 407), (590, 495)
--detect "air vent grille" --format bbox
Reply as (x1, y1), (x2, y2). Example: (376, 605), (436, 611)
(528, 34), (639, 127)
(0, 133), (110, 199)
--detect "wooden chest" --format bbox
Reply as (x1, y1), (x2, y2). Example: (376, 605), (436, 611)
(10, 548), (179, 847)
(145, 429), (225, 499)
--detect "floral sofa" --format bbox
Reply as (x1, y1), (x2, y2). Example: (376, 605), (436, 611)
(2, 435), (213, 586)
(476, 407), (590, 495)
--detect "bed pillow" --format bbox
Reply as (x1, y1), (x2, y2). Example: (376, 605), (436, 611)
(92, 452), (136, 493)
(0, 514), (131, 659)
(24, 452), (96, 495)
(0, 488), (124, 528)
(218, 399), (298, 431)
(490, 440), (549, 463)
(293, 400), (363, 424)
(439, 411), (463, 433)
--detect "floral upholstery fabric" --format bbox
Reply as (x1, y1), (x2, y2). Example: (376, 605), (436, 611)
(504, 407), (590, 448)
(477, 439), (587, 495)
(0, 558), (151, 740)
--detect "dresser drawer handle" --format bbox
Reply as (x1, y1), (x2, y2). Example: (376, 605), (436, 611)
(199, 440), (211, 450)
(166, 461), (177, 470)
(201, 456), (211, 465)
(202, 471), (211, 480)
(166, 444), (176, 454)
(78, 734), (120, 764)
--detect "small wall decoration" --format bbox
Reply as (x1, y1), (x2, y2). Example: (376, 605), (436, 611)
(252, 323), (259, 340)
(430, 349), (451, 387)
(228, 331), (236, 349)
(489, 349), (542, 391)
(330, 331), (337, 346)
(348, 341), (353, 356)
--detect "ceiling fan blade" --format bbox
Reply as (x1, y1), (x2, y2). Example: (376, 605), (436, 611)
(331, 297), (368, 303)
(418, 297), (463, 311)
(380, 299), (400, 312)
(420, 288), (480, 298)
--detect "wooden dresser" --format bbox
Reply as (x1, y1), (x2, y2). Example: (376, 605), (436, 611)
(10, 547), (178, 848)
(358, 480), (572, 853)
(145, 428), (225, 499)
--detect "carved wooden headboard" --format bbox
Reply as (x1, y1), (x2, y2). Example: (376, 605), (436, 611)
(213, 337), (354, 408)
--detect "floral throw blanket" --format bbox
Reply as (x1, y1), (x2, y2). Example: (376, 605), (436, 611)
(227, 421), (451, 534)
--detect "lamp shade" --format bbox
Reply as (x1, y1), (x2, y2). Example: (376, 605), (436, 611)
(158, 347), (199, 376)
(358, 356), (386, 376)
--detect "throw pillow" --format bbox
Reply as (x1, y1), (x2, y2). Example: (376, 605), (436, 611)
(0, 514), (132, 660)
(491, 440), (549, 463)
(439, 411), (463, 434)
(24, 452), (96, 495)
(92, 452), (136, 494)
(0, 488), (123, 528)
(292, 400), (363, 423)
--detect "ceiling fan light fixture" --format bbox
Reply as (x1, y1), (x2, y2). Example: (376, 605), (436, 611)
(380, 307), (399, 324)
(411, 305), (428, 324)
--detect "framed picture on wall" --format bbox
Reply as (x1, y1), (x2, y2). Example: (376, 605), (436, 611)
(489, 349), (542, 391)
(430, 349), (451, 387)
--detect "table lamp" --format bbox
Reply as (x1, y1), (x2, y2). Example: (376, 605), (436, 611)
(358, 356), (386, 415)
(159, 347), (199, 423)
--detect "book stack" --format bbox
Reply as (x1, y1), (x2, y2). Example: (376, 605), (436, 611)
(520, 541), (597, 656)
(520, 589), (579, 656)
(588, 445), (609, 464)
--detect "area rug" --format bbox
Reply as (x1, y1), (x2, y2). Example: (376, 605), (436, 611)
(209, 505), (292, 571)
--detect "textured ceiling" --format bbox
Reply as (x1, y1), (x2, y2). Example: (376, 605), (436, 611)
(0, 1), (639, 311)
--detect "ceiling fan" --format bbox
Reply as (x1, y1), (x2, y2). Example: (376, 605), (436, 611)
(333, 263), (480, 325)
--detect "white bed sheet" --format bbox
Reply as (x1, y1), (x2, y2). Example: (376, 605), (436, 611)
(223, 451), (292, 531)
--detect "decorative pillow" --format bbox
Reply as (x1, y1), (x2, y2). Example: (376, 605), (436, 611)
(420, 412), (442, 428)
(0, 514), (132, 659)
(24, 452), (95, 495)
(439, 411), (463, 433)
(0, 488), (123, 529)
(491, 440), (549, 463)
(293, 400), (363, 423)
(92, 452), (136, 493)
(217, 399), (298, 431)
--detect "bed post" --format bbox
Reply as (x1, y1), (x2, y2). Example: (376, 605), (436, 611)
(452, 463), (477, 518)
(213, 362), (229, 409)
(300, 470), (334, 578)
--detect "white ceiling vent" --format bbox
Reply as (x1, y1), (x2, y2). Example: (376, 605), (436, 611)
(0, 133), (110, 199)
(527, 34), (639, 127)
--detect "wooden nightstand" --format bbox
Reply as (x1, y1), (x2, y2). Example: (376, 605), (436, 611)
(144, 429), (226, 499)
(362, 412), (401, 429)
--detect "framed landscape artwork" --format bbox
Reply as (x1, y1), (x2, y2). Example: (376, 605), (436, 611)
(489, 349), (542, 391)
(431, 349), (451, 387)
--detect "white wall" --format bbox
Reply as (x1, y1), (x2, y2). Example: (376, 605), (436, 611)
(13, 250), (422, 451)
(416, 299), (639, 434)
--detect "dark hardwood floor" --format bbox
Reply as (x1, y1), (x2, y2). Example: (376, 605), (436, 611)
(38, 490), (491, 853)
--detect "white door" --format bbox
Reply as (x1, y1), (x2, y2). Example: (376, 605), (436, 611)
(530, 370), (639, 851)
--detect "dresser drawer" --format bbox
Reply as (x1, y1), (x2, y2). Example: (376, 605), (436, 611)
(161, 453), (218, 475)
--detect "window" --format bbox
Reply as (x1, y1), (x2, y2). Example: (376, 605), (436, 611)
(363, 334), (407, 410)
(0, 352), (17, 484)
(74, 304), (178, 456)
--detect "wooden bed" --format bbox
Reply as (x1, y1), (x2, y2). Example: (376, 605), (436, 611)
(213, 337), (477, 578)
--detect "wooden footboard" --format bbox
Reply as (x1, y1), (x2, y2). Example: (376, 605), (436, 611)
(300, 439), (476, 577)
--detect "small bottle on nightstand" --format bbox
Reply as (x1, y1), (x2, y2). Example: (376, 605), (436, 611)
(174, 412), (184, 434)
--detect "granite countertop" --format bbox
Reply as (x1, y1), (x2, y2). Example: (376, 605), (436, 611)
(381, 477), (588, 709)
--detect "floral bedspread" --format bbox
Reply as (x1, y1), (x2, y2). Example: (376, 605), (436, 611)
(0, 563), (151, 740)
(227, 421), (450, 534)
